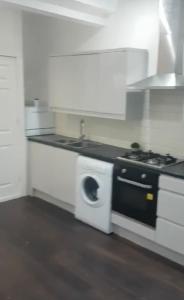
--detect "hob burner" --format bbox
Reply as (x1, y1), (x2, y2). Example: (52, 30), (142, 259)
(118, 150), (178, 169)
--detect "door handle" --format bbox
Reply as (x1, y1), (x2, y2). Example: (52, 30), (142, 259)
(117, 176), (152, 189)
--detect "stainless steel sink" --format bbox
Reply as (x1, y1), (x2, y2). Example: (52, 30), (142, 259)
(69, 141), (84, 148)
(56, 137), (102, 149)
(56, 138), (76, 144)
(68, 140), (102, 149)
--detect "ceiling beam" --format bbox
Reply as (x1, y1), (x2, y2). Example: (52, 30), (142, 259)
(1, 0), (106, 26)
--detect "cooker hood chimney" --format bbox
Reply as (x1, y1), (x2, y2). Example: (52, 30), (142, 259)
(129, 0), (184, 90)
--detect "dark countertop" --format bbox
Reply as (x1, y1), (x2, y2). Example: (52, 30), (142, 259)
(28, 134), (129, 163)
(161, 162), (184, 180)
(28, 134), (184, 179)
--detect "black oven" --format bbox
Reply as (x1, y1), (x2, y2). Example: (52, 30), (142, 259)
(112, 160), (159, 227)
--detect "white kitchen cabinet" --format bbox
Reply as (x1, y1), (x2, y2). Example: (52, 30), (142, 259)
(30, 142), (53, 196)
(49, 48), (148, 120)
(156, 175), (184, 255)
(157, 190), (184, 226)
(159, 175), (184, 194)
(156, 218), (184, 255)
(30, 142), (78, 206)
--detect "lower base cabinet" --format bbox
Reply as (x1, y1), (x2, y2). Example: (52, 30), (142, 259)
(157, 175), (184, 256)
(29, 142), (78, 206)
(156, 218), (184, 255)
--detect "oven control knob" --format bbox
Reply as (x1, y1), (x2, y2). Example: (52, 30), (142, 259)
(121, 168), (127, 174)
(141, 174), (147, 179)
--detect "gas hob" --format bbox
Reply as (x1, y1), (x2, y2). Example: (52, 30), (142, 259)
(117, 150), (179, 169)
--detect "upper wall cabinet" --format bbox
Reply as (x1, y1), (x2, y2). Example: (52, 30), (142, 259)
(49, 49), (148, 120)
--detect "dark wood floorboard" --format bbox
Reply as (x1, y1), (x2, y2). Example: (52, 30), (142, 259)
(0, 197), (183, 300)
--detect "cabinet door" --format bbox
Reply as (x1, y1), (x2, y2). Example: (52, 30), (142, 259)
(49, 56), (84, 111)
(31, 142), (54, 196)
(159, 175), (184, 195)
(51, 146), (77, 206)
(30, 142), (77, 206)
(156, 218), (184, 255)
(82, 52), (126, 118)
(49, 51), (126, 119)
(158, 190), (184, 226)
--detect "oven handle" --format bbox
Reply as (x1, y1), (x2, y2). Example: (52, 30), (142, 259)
(117, 176), (153, 190)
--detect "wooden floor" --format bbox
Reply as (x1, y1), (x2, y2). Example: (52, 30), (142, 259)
(0, 197), (183, 300)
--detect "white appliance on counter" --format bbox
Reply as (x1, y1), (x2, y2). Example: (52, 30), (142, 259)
(75, 156), (113, 234)
(25, 106), (55, 136)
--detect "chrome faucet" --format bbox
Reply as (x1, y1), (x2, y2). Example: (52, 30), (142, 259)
(79, 119), (86, 141)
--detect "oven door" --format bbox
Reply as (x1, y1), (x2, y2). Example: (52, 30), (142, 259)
(113, 171), (158, 227)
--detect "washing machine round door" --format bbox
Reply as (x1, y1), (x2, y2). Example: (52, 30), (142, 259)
(82, 176), (102, 207)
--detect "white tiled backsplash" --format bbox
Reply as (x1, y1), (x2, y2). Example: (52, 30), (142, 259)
(56, 90), (184, 158)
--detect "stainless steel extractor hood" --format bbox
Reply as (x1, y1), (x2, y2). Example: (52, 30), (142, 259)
(129, 0), (184, 90)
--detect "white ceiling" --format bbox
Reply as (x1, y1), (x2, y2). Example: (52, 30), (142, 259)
(0, 0), (119, 26)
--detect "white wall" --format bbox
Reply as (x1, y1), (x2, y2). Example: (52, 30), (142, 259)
(23, 13), (50, 104)
(23, 0), (184, 157)
(143, 91), (184, 156)
(48, 0), (159, 75)
(23, 0), (159, 102)
(0, 7), (22, 56)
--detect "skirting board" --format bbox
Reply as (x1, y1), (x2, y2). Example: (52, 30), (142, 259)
(113, 224), (184, 266)
(0, 193), (26, 203)
(31, 189), (184, 266)
(112, 211), (155, 241)
(32, 189), (75, 214)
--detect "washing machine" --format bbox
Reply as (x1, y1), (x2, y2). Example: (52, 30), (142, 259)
(75, 156), (113, 234)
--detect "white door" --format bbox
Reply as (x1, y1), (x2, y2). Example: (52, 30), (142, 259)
(0, 57), (21, 201)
